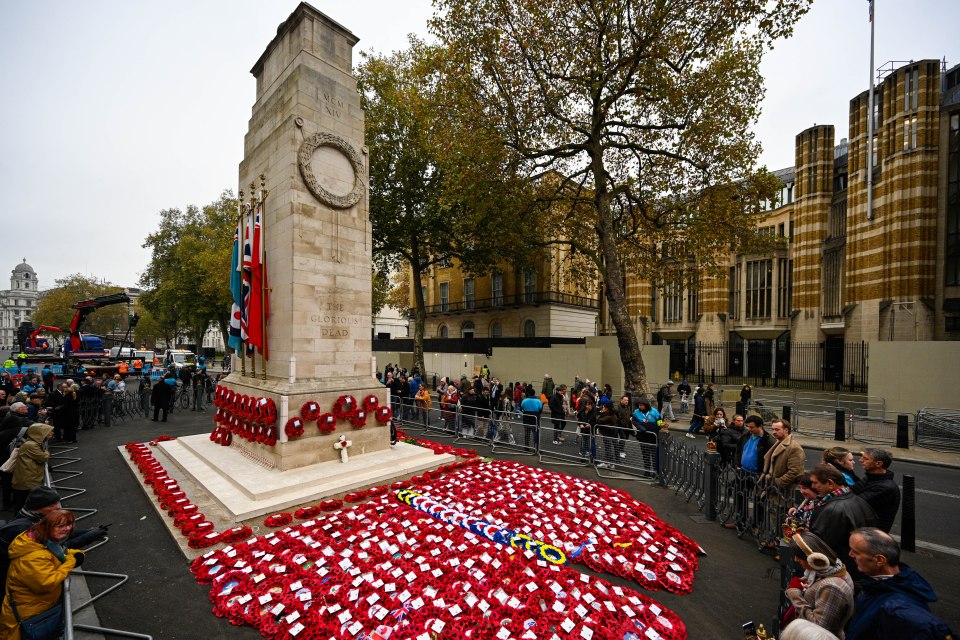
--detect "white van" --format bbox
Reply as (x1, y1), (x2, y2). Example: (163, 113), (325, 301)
(164, 350), (196, 370)
(110, 347), (135, 359)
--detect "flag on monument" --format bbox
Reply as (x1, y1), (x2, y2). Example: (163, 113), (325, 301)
(227, 214), (244, 354)
(248, 201), (270, 359)
(240, 208), (253, 343)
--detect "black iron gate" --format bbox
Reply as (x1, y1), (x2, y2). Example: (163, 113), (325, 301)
(658, 339), (867, 391)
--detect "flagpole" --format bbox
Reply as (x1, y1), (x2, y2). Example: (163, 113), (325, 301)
(238, 191), (247, 378)
(248, 184), (257, 379)
(866, 0), (875, 221)
(259, 174), (268, 381)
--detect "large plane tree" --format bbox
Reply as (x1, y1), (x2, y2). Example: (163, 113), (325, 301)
(431, 0), (810, 392)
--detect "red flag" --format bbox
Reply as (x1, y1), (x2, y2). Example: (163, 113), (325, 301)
(248, 202), (270, 359)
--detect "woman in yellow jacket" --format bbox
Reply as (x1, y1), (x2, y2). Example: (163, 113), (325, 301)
(0, 509), (84, 640)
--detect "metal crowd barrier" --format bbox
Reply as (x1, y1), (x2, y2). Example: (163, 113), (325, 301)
(456, 407), (498, 447)
(537, 416), (590, 467)
(915, 407), (960, 452)
(45, 440), (152, 639)
(592, 432), (658, 481)
(488, 413), (539, 456)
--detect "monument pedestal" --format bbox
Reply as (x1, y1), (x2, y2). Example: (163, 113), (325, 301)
(222, 375), (388, 470)
(155, 435), (454, 522)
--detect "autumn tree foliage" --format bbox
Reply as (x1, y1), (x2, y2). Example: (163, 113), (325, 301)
(429, 0), (811, 392)
(358, 39), (539, 373)
(139, 191), (236, 350)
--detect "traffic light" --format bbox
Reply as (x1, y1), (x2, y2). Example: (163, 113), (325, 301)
(129, 314), (140, 328)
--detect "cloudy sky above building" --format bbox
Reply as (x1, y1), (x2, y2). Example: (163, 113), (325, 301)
(1, 0), (958, 290)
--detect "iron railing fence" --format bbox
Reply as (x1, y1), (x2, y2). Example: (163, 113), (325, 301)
(663, 340), (868, 392)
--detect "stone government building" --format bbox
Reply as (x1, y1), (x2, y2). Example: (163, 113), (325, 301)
(401, 59), (960, 389)
(0, 260), (39, 354)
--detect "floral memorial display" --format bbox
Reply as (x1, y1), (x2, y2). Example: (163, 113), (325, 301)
(128, 435), (700, 639)
(197, 463), (696, 639)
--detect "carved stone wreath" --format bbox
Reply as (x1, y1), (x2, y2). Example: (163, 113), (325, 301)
(297, 132), (365, 209)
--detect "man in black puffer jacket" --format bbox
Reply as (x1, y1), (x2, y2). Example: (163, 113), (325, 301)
(717, 413), (744, 467)
(853, 448), (901, 533)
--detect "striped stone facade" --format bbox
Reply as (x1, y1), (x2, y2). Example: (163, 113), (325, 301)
(414, 60), (960, 346)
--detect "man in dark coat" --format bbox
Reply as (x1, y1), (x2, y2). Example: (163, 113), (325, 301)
(847, 527), (955, 640)
(718, 413), (744, 467)
(0, 403), (32, 511)
(151, 377), (173, 422)
(548, 385), (567, 445)
(809, 464), (878, 580)
(853, 448), (902, 533)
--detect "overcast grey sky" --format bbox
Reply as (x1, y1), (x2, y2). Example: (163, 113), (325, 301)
(2, 0), (958, 291)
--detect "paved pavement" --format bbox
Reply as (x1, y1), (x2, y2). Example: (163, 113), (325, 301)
(34, 409), (960, 640)
(661, 412), (960, 469)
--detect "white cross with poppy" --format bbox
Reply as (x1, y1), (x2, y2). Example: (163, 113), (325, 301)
(334, 434), (353, 463)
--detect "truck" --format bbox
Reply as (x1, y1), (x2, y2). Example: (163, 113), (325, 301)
(15, 292), (133, 375)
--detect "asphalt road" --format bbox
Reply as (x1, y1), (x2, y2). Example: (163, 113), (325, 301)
(39, 409), (960, 639)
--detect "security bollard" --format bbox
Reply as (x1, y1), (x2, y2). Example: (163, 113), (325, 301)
(783, 405), (791, 422)
(901, 475), (916, 552)
(896, 414), (910, 449)
(834, 408), (845, 441)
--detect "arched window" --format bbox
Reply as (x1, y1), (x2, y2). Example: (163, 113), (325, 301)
(462, 321), (475, 339)
(523, 319), (535, 338)
(490, 321), (502, 338)
(438, 325), (448, 338)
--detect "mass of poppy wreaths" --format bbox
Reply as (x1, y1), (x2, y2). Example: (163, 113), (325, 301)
(189, 459), (697, 639)
(192, 489), (689, 639)
(125, 442), (253, 549)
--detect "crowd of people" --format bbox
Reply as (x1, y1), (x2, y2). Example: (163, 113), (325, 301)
(379, 365), (954, 638)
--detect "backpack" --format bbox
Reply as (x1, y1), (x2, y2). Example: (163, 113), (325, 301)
(6, 426), (28, 461)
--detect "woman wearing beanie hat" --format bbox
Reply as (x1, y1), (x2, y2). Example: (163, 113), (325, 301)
(783, 532), (855, 637)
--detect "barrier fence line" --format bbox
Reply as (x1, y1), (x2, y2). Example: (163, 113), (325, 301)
(46, 440), (153, 639)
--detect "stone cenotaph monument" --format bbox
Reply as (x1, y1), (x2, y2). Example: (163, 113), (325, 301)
(157, 3), (450, 521)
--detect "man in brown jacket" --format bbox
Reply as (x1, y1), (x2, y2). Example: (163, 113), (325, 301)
(761, 418), (805, 494)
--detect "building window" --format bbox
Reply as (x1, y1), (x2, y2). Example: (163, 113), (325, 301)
(523, 270), (536, 303)
(523, 319), (535, 338)
(789, 221), (794, 243)
(745, 259), (773, 319)
(728, 265), (741, 320)
(420, 286), (426, 305)
(438, 325), (448, 338)
(462, 321), (475, 339)
(947, 114), (960, 286)
(439, 282), (449, 312)
(777, 258), (793, 318)
(686, 279), (699, 323)
(650, 283), (658, 322)
(663, 282), (682, 323)
(492, 273), (503, 306)
(904, 116), (917, 151)
(464, 278), (475, 310)
(946, 317), (960, 332)
(905, 67), (919, 112)
(490, 321), (502, 338)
